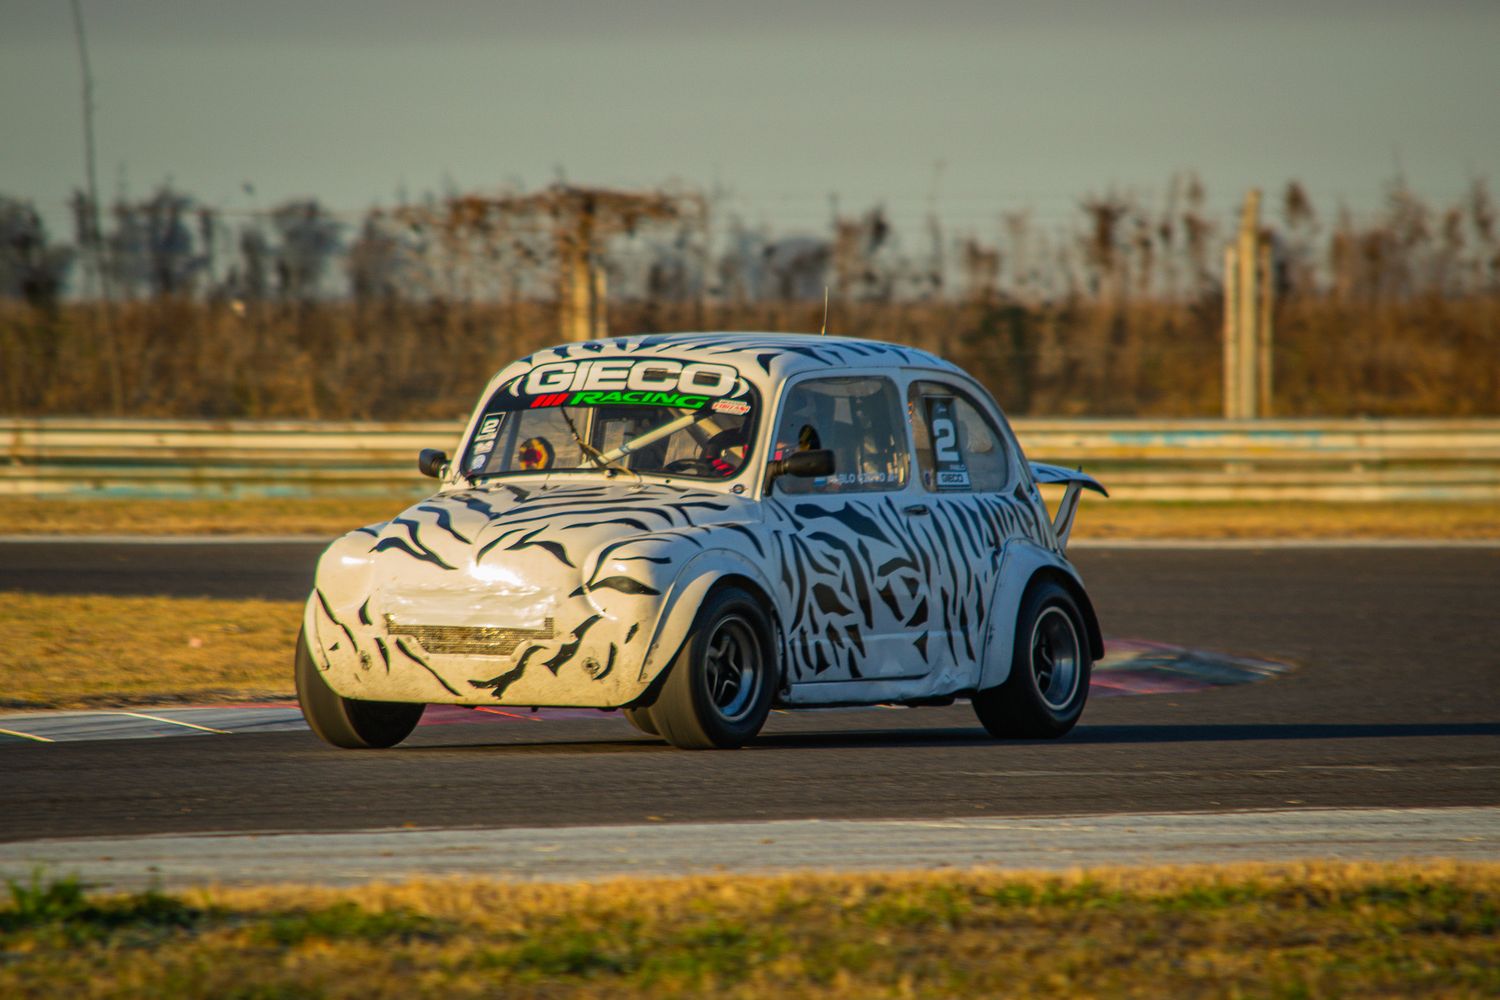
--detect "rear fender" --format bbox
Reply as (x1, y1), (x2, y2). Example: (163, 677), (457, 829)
(977, 539), (1103, 691)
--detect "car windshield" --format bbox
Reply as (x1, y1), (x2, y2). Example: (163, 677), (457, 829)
(461, 357), (759, 481)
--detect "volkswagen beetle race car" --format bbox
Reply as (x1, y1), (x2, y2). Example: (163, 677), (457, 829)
(297, 333), (1106, 749)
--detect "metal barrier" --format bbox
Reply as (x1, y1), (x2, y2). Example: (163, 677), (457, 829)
(4, 417), (1500, 501)
(1011, 418), (1500, 501)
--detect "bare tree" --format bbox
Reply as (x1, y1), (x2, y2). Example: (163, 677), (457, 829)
(347, 209), (412, 304)
(0, 197), (74, 308)
(271, 199), (342, 301)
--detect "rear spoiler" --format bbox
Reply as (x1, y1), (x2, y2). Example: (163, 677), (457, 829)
(1029, 462), (1108, 549)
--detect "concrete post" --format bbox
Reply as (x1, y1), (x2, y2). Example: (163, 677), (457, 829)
(1223, 189), (1272, 419)
(589, 257), (608, 340)
(1236, 190), (1261, 419)
(1256, 235), (1274, 417)
(560, 238), (592, 343)
(1222, 243), (1241, 419)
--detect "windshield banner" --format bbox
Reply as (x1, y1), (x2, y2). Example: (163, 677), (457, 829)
(495, 358), (753, 412)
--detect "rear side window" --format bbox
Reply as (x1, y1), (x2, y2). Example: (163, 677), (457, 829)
(908, 381), (1013, 493)
(772, 377), (909, 495)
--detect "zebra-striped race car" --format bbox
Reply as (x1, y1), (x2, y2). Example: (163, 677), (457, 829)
(297, 332), (1106, 749)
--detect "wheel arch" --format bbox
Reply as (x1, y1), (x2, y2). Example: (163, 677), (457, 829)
(633, 549), (785, 701)
(1027, 565), (1104, 662)
(977, 540), (1103, 691)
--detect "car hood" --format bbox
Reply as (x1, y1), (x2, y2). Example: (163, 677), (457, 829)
(357, 481), (758, 630)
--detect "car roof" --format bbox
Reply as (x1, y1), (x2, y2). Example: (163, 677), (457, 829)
(510, 331), (963, 384)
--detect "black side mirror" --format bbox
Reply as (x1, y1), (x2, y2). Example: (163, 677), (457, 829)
(418, 448), (448, 479)
(767, 448), (834, 483)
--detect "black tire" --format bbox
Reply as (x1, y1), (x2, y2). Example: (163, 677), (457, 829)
(295, 626), (425, 749)
(972, 580), (1092, 739)
(651, 586), (776, 750)
(622, 706), (660, 737)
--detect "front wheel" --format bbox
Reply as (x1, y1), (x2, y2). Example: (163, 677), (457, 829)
(651, 586), (776, 749)
(622, 706), (660, 737)
(296, 626), (425, 748)
(972, 580), (1091, 739)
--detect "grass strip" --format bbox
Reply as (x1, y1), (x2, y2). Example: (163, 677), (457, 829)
(3, 496), (1499, 540)
(0, 497), (413, 538)
(0, 594), (300, 709)
(1, 862), (1496, 998)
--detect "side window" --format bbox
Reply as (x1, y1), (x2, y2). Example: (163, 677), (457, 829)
(909, 381), (1013, 493)
(772, 377), (909, 495)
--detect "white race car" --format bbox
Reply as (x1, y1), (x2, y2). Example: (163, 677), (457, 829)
(297, 333), (1106, 749)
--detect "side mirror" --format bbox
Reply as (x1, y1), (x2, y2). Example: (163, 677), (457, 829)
(767, 448), (834, 482)
(418, 448), (449, 479)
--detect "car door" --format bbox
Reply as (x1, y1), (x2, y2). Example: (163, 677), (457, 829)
(905, 377), (1051, 678)
(763, 373), (938, 685)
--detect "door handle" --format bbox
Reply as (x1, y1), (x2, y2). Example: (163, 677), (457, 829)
(903, 504), (930, 516)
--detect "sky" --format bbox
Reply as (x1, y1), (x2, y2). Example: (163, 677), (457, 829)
(2, 0), (1497, 242)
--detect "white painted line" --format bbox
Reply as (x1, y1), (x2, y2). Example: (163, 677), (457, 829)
(113, 711), (232, 735)
(0, 707), (308, 742)
(2, 806), (1495, 891)
(0, 726), (53, 743)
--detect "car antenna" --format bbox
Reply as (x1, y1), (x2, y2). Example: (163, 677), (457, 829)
(820, 286), (829, 335)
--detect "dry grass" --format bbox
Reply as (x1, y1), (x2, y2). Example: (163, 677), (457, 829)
(0, 594), (300, 709)
(0, 497), (408, 538)
(2, 496), (1496, 540)
(2, 861), (1496, 998)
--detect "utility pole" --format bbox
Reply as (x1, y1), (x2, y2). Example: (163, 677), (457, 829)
(70, 0), (123, 413)
(1222, 189), (1274, 418)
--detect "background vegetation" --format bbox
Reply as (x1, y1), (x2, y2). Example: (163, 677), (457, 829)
(3, 175), (1496, 419)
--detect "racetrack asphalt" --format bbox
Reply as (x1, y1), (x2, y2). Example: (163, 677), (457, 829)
(0, 542), (1496, 845)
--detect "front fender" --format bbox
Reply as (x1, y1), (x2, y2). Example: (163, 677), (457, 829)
(303, 524), (389, 699)
(632, 546), (782, 695)
(977, 539), (1101, 691)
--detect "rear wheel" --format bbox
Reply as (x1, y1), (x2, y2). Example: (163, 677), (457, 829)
(651, 586), (775, 749)
(972, 580), (1091, 739)
(296, 626), (425, 748)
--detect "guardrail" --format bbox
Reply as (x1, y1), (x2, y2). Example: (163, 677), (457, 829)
(4, 417), (1500, 501)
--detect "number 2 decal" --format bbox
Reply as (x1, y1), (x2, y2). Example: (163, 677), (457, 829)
(933, 416), (959, 462)
(924, 395), (972, 491)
